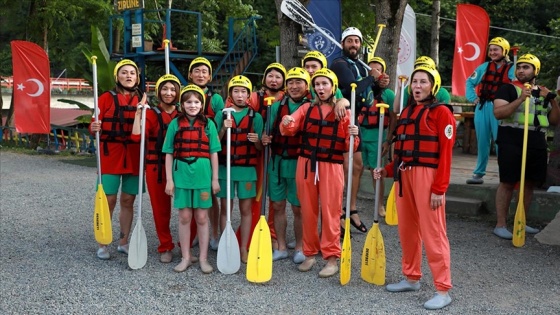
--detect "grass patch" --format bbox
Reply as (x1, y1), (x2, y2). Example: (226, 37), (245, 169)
(1, 145), (97, 167)
(60, 156), (97, 168)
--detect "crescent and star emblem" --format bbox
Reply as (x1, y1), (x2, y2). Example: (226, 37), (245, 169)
(16, 78), (45, 97)
(459, 42), (481, 61)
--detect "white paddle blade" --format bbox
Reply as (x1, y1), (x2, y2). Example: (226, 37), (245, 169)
(217, 225), (241, 274)
(280, 0), (312, 26)
(128, 223), (148, 270)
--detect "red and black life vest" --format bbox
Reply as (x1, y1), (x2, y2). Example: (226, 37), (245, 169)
(300, 104), (346, 172)
(203, 90), (216, 120)
(100, 90), (138, 166)
(270, 97), (304, 159)
(357, 98), (389, 129)
(146, 106), (177, 182)
(255, 90), (269, 121)
(478, 61), (513, 103)
(173, 117), (211, 166)
(392, 103), (442, 173)
(218, 109), (258, 166)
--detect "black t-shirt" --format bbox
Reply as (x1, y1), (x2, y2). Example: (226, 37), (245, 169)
(495, 84), (548, 149)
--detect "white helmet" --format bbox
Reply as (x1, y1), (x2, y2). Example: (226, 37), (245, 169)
(341, 27), (363, 42)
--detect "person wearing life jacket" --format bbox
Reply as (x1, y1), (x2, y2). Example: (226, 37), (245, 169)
(215, 75), (264, 263)
(465, 37), (515, 184)
(261, 67), (311, 264)
(280, 68), (359, 278)
(330, 27), (386, 233)
(188, 57), (224, 250)
(130, 74), (192, 264)
(302, 51), (342, 100)
(89, 59), (143, 260)
(374, 66), (455, 310)
(350, 56), (396, 221)
(492, 54), (559, 239)
(162, 84), (221, 274)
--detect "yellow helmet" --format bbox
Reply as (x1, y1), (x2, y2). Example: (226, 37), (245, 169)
(488, 37), (510, 57)
(311, 68), (338, 94)
(285, 67), (311, 87)
(189, 57), (213, 81)
(302, 51), (327, 69)
(414, 56), (436, 69)
(113, 59), (140, 83)
(517, 53), (541, 75)
(155, 74), (181, 103)
(262, 63), (287, 88)
(228, 75), (252, 97)
(410, 66), (441, 96)
(368, 56), (387, 73)
(180, 84), (206, 110)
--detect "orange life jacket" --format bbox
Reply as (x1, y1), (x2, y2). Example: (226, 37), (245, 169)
(271, 97), (303, 159)
(300, 104), (346, 171)
(146, 106), (178, 182)
(357, 98), (390, 128)
(173, 117), (211, 165)
(218, 109), (258, 166)
(478, 61), (513, 103)
(392, 103), (441, 173)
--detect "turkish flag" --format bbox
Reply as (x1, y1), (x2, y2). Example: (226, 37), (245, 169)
(11, 40), (51, 133)
(451, 4), (490, 96)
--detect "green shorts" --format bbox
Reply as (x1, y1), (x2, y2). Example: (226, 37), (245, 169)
(361, 141), (382, 169)
(174, 188), (213, 209)
(216, 180), (256, 199)
(268, 173), (300, 206)
(99, 174), (145, 195)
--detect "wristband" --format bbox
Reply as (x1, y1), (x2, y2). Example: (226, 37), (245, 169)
(545, 92), (556, 101)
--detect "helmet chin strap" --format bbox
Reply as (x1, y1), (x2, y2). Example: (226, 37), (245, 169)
(117, 82), (139, 93)
(265, 85), (281, 93)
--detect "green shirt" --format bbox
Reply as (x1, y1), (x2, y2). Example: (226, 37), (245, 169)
(266, 98), (308, 179)
(360, 89), (395, 142)
(162, 117), (221, 189)
(208, 91), (225, 116)
(214, 107), (264, 181)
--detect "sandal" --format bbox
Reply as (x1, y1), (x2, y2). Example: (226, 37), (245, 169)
(339, 209), (354, 239)
(349, 210), (368, 233)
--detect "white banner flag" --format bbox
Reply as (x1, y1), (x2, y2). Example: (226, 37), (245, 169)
(396, 4), (416, 89)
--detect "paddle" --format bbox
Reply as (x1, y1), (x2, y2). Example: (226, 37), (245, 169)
(361, 102), (389, 285)
(128, 98), (149, 270)
(91, 56), (112, 245)
(385, 76), (406, 227)
(341, 84), (357, 286)
(217, 108), (241, 274)
(246, 96), (275, 283)
(512, 84), (531, 247)
(163, 39), (170, 74)
(280, 0), (371, 71)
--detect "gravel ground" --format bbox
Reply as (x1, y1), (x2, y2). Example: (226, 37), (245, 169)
(1, 150), (559, 315)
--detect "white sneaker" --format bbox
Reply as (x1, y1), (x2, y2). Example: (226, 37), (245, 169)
(117, 244), (129, 255)
(293, 250), (305, 264)
(97, 246), (110, 260)
(424, 293), (452, 310)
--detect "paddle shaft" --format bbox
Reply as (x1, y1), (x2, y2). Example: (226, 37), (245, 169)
(261, 97), (274, 216)
(345, 84), (357, 219)
(369, 24), (386, 59)
(224, 108), (235, 223)
(137, 105), (148, 223)
(164, 39), (170, 75)
(91, 56), (102, 185)
(282, 0), (371, 71)
(519, 89), (532, 211)
(374, 103), (389, 222)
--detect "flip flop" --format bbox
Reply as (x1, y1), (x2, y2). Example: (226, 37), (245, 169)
(349, 210), (368, 233)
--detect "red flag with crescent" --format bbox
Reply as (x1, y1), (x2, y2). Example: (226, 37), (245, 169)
(11, 40), (51, 133)
(451, 4), (490, 96)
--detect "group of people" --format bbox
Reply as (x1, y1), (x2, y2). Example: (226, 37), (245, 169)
(464, 37), (559, 240)
(88, 26), (559, 311)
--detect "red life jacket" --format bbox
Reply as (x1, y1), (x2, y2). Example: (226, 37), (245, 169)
(146, 106), (178, 182)
(218, 109), (258, 166)
(300, 104), (346, 171)
(99, 90), (139, 167)
(203, 90), (216, 120)
(357, 98), (389, 129)
(478, 61), (513, 102)
(392, 103), (442, 172)
(255, 90), (268, 120)
(173, 117), (211, 164)
(270, 97), (303, 159)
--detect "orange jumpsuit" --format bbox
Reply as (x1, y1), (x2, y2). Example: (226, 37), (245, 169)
(281, 103), (358, 259)
(384, 101), (455, 291)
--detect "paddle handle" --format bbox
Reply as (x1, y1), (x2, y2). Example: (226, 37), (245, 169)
(374, 103), (390, 223)
(91, 56), (102, 184)
(164, 39), (170, 75)
(345, 84), (357, 219)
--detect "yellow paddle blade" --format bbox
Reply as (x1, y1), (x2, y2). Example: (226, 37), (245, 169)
(385, 183), (398, 226)
(340, 220), (352, 285)
(246, 216), (273, 283)
(361, 223), (386, 285)
(93, 184), (112, 245)
(512, 203), (526, 247)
